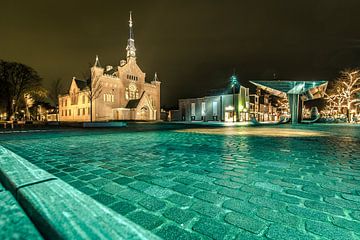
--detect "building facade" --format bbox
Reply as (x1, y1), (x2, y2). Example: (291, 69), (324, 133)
(59, 13), (161, 122)
(177, 85), (250, 122)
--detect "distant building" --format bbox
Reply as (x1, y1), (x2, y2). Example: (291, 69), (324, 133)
(175, 85), (251, 122)
(59, 12), (161, 122)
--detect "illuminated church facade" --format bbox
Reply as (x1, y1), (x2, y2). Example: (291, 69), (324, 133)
(59, 12), (161, 122)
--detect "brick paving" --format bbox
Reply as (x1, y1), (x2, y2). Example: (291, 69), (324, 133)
(1, 124), (360, 239)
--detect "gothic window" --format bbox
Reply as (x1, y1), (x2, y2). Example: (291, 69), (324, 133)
(127, 83), (138, 100)
(82, 95), (85, 104)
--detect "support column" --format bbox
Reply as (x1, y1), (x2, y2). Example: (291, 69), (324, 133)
(288, 94), (303, 124)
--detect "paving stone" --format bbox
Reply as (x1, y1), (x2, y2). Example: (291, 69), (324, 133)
(163, 207), (195, 224)
(223, 199), (257, 215)
(172, 184), (199, 196)
(240, 185), (267, 196)
(78, 174), (98, 181)
(110, 201), (136, 215)
(193, 182), (215, 191)
(224, 212), (267, 234)
(191, 201), (223, 218)
(102, 182), (124, 195)
(91, 193), (116, 206)
(89, 178), (111, 187)
(332, 216), (360, 233)
(305, 220), (355, 240)
(304, 200), (345, 216)
(266, 224), (315, 240)
(350, 211), (360, 221)
(152, 179), (177, 188)
(287, 206), (330, 222)
(254, 181), (283, 192)
(341, 193), (360, 203)
(174, 177), (196, 185)
(118, 189), (146, 201)
(194, 191), (225, 204)
(324, 197), (360, 210)
(235, 230), (265, 240)
(134, 174), (155, 182)
(302, 185), (336, 197)
(145, 185), (174, 198)
(139, 197), (166, 211)
(128, 181), (152, 192)
(214, 179), (242, 189)
(156, 225), (200, 240)
(166, 194), (191, 207)
(249, 196), (286, 210)
(127, 211), (164, 230)
(192, 218), (237, 240)
(271, 192), (301, 205)
(113, 177), (135, 185)
(285, 189), (320, 201)
(217, 187), (249, 200)
(256, 208), (301, 229)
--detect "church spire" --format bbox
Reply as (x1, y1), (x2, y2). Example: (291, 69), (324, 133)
(126, 11), (136, 61)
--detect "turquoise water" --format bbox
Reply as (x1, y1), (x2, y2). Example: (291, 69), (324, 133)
(1, 123), (360, 239)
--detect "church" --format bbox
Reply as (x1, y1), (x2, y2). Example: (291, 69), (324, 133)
(59, 12), (161, 122)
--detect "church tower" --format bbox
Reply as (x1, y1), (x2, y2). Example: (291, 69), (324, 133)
(126, 11), (136, 62)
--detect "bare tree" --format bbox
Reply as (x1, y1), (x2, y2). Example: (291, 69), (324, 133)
(49, 78), (64, 106)
(86, 72), (103, 122)
(0, 60), (43, 120)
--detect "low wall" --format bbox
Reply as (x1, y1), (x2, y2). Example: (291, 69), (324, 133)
(0, 146), (159, 240)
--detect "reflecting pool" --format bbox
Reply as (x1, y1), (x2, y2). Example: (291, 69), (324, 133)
(1, 123), (359, 239)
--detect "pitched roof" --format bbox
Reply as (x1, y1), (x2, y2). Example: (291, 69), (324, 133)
(75, 79), (89, 91)
(125, 92), (145, 108)
(126, 99), (140, 108)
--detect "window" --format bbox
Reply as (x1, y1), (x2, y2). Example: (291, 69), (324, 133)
(78, 109), (80, 116)
(111, 95), (114, 102)
(88, 108), (90, 115)
(61, 110), (64, 116)
(103, 94), (106, 102)
(201, 102), (206, 116)
(65, 110), (67, 116)
(65, 99), (67, 106)
(213, 102), (218, 116)
(82, 95), (85, 104)
(127, 83), (138, 100)
(83, 108), (85, 115)
(69, 109), (71, 116)
(191, 103), (196, 116)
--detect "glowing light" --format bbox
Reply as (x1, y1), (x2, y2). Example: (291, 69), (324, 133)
(225, 106), (234, 111)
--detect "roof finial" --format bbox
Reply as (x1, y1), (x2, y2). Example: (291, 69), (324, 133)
(94, 55), (101, 67)
(154, 72), (158, 81)
(129, 11), (133, 29)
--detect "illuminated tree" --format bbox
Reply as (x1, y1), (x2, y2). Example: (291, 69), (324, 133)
(328, 69), (360, 121)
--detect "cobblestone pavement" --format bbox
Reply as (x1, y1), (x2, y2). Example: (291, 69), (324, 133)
(1, 124), (360, 239)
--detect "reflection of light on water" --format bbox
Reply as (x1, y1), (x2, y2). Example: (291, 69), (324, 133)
(176, 127), (328, 137)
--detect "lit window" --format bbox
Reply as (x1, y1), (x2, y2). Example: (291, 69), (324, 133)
(213, 102), (218, 116)
(201, 102), (206, 116)
(191, 103), (196, 116)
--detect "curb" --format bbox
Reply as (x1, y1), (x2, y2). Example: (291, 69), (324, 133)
(0, 146), (160, 240)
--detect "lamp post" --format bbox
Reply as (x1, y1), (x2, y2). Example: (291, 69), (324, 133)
(230, 74), (239, 122)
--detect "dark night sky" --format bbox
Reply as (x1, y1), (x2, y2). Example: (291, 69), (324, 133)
(2, 0), (360, 107)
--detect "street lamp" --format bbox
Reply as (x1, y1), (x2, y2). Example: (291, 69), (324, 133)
(230, 74), (239, 122)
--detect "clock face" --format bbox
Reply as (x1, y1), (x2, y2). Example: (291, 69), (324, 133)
(129, 83), (137, 92)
